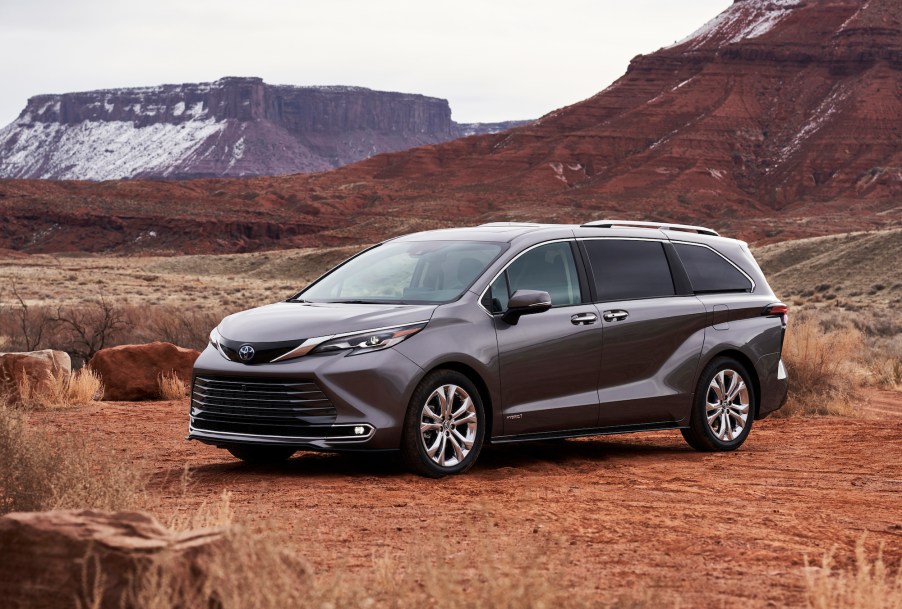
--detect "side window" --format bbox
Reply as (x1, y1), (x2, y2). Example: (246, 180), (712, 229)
(483, 274), (510, 313)
(674, 243), (752, 293)
(584, 240), (675, 301)
(505, 242), (581, 306)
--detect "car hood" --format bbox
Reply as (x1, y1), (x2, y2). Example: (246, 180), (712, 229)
(217, 301), (437, 344)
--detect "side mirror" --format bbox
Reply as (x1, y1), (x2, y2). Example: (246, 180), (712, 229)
(502, 289), (552, 325)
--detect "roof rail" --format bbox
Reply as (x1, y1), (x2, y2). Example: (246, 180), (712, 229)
(581, 219), (720, 237)
(479, 222), (545, 228)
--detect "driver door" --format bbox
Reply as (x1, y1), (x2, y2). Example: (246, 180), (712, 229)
(487, 241), (603, 436)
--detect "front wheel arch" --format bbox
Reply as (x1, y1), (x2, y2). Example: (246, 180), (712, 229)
(418, 361), (495, 440)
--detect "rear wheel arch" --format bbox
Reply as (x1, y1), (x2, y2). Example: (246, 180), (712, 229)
(697, 348), (761, 417)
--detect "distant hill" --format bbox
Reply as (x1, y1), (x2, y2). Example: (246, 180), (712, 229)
(0, 0), (900, 254)
(0, 77), (529, 180)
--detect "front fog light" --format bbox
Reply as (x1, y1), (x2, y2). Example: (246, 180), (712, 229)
(354, 426), (366, 436)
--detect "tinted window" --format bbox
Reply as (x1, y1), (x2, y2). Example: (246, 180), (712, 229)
(674, 243), (752, 293)
(584, 240), (675, 301)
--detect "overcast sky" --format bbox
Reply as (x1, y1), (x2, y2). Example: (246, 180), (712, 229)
(0, 0), (731, 126)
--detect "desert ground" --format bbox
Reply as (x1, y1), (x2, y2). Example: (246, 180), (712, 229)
(27, 390), (902, 608)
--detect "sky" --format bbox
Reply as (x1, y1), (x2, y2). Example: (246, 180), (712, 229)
(0, 0), (731, 127)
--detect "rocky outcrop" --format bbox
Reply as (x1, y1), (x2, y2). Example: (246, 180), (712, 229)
(88, 342), (199, 401)
(0, 0), (900, 254)
(0, 510), (226, 609)
(0, 77), (530, 180)
(0, 350), (71, 403)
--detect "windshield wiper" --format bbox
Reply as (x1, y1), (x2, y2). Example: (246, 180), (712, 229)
(332, 300), (391, 304)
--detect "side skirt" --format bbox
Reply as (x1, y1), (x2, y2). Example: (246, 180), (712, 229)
(490, 421), (682, 444)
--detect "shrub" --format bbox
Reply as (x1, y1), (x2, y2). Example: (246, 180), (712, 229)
(0, 406), (143, 513)
(780, 314), (865, 416)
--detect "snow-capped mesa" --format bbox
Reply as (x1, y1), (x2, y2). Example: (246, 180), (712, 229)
(0, 77), (530, 180)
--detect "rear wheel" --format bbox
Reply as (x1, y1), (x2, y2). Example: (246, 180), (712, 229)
(401, 370), (485, 478)
(681, 357), (755, 452)
(227, 445), (296, 464)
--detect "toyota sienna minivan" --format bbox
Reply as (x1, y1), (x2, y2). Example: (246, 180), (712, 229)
(190, 220), (788, 477)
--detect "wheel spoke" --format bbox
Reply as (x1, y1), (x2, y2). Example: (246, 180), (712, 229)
(453, 412), (477, 426)
(443, 385), (459, 418)
(437, 434), (447, 466)
(452, 428), (473, 449)
(425, 433), (443, 458)
(420, 422), (442, 433)
(451, 397), (472, 419)
(727, 380), (745, 403)
(722, 413), (733, 441)
(423, 405), (442, 421)
(448, 433), (465, 463)
(707, 411), (720, 426)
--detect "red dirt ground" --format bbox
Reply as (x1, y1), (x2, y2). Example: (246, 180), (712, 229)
(31, 390), (902, 608)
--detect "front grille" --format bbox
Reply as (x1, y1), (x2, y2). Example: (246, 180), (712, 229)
(191, 376), (337, 437)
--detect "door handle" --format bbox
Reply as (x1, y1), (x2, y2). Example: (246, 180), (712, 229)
(570, 312), (598, 325)
(602, 310), (629, 322)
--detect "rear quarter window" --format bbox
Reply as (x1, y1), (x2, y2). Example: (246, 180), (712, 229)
(674, 243), (752, 293)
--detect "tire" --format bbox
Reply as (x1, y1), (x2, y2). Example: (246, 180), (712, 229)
(401, 370), (486, 478)
(681, 357), (755, 452)
(227, 445), (296, 464)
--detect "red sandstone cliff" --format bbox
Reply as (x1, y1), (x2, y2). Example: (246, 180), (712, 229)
(0, 0), (899, 253)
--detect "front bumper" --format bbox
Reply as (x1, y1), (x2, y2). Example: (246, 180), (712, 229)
(188, 344), (424, 451)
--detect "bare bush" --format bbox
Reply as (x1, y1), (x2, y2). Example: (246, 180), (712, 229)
(52, 296), (131, 364)
(780, 314), (865, 416)
(805, 538), (902, 609)
(0, 407), (143, 513)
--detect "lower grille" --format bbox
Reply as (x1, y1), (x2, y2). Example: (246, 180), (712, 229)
(191, 376), (337, 437)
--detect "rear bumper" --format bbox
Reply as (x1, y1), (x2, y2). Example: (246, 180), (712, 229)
(756, 354), (788, 419)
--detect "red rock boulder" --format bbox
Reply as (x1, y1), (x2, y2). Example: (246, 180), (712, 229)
(0, 349), (72, 403)
(0, 510), (226, 609)
(88, 342), (199, 401)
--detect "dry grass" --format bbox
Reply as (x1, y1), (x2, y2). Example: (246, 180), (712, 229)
(2, 367), (103, 410)
(157, 371), (188, 400)
(805, 538), (902, 609)
(110, 526), (619, 609)
(0, 406), (143, 514)
(780, 314), (866, 416)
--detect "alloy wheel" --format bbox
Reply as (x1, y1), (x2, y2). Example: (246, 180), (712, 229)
(704, 369), (750, 442)
(419, 384), (478, 467)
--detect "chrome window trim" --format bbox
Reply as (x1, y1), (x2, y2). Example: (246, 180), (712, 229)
(476, 238), (579, 317)
(188, 423), (376, 443)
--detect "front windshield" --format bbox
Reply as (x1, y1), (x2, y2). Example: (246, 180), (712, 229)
(298, 240), (506, 304)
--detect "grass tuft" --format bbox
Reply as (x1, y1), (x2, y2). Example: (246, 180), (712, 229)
(157, 371), (188, 400)
(805, 538), (902, 609)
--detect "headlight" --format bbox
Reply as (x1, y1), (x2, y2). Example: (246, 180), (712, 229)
(311, 323), (426, 356)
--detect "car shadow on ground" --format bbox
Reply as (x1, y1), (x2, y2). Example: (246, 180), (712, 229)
(172, 436), (695, 483)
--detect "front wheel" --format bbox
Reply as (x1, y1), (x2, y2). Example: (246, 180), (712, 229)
(401, 370), (485, 477)
(681, 357), (755, 452)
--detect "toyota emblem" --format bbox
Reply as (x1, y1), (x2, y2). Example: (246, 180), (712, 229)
(238, 344), (255, 362)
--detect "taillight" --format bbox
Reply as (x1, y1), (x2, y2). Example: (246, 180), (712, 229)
(763, 303), (788, 326)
